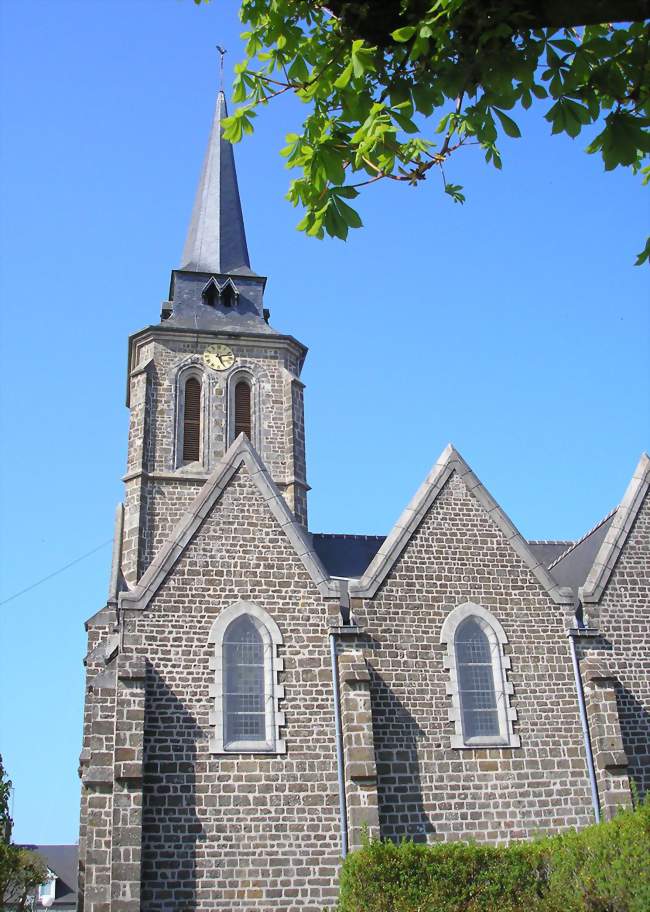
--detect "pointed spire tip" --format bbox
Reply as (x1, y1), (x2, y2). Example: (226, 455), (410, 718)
(179, 80), (250, 276)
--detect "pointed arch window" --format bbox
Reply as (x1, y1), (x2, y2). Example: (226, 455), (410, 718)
(182, 376), (201, 462)
(234, 381), (252, 439)
(223, 615), (266, 745)
(208, 602), (286, 754)
(221, 282), (238, 308)
(455, 618), (500, 739)
(441, 603), (519, 749)
(202, 279), (219, 308)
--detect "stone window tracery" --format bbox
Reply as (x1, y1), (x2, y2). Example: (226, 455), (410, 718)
(208, 601), (286, 754)
(441, 603), (519, 749)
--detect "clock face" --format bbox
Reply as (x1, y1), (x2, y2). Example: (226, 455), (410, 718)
(204, 343), (235, 371)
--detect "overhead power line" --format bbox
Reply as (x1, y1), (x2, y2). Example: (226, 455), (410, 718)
(0, 539), (113, 607)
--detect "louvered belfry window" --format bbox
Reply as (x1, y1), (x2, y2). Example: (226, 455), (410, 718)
(234, 381), (252, 439)
(182, 377), (201, 462)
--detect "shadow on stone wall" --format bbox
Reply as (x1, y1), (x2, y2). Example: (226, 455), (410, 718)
(618, 685), (650, 802)
(368, 664), (436, 843)
(141, 668), (202, 912)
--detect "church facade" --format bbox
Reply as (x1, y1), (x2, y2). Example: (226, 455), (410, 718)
(77, 89), (650, 912)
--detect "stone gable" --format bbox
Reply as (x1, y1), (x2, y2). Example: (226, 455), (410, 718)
(356, 471), (594, 843)
(122, 465), (342, 911)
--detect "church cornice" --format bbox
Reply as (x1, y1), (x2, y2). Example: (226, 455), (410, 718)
(125, 324), (308, 406)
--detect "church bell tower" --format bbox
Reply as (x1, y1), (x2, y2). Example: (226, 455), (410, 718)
(120, 90), (309, 587)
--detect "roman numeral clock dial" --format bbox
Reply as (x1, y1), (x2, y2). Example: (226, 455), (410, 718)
(204, 343), (235, 371)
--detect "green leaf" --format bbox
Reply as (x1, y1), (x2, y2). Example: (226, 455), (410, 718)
(391, 26), (417, 42)
(393, 111), (418, 134)
(321, 148), (346, 185)
(587, 112), (650, 169)
(546, 99), (592, 138)
(334, 62), (353, 89)
(333, 186), (359, 199)
(335, 195), (363, 228)
(634, 237), (650, 266)
(494, 109), (521, 138)
(288, 55), (309, 83)
(444, 183), (466, 204)
(412, 85), (434, 116)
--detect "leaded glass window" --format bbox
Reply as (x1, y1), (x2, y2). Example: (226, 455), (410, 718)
(455, 618), (500, 740)
(209, 601), (285, 755)
(223, 615), (267, 747)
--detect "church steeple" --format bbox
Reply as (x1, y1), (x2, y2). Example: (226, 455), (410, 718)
(180, 90), (251, 275)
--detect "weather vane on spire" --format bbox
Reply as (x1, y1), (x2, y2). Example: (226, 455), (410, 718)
(216, 45), (227, 92)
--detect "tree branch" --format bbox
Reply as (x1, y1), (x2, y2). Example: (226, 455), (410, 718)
(322, 0), (650, 46)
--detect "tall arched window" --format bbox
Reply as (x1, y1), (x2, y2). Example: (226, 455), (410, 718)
(234, 381), (252, 439)
(208, 601), (286, 754)
(455, 618), (499, 740)
(182, 377), (201, 462)
(223, 615), (266, 746)
(441, 603), (519, 749)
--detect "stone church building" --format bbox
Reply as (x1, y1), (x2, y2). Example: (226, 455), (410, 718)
(77, 88), (650, 912)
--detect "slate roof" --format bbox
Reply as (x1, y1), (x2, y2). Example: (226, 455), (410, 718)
(547, 511), (616, 594)
(581, 453), (650, 604)
(311, 534), (385, 578)
(20, 845), (78, 907)
(311, 516), (619, 598)
(180, 90), (253, 276)
(527, 541), (574, 568)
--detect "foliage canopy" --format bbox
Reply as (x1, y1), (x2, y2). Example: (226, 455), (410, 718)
(0, 757), (49, 912)
(337, 796), (650, 912)
(197, 1), (650, 261)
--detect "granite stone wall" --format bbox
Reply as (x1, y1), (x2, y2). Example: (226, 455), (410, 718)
(583, 493), (650, 801)
(352, 471), (596, 844)
(79, 314), (646, 909)
(122, 465), (342, 911)
(122, 332), (309, 586)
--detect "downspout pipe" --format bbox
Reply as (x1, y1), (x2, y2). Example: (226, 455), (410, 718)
(567, 616), (601, 824)
(330, 630), (348, 858)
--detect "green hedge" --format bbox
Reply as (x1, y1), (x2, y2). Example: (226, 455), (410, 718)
(337, 798), (650, 912)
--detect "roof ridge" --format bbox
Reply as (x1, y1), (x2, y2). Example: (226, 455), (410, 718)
(527, 538), (574, 545)
(547, 507), (617, 570)
(312, 532), (385, 540)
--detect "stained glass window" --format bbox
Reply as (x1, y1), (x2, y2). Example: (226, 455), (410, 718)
(223, 615), (267, 746)
(455, 618), (500, 739)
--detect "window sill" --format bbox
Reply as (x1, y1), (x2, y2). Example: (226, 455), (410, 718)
(451, 735), (521, 750)
(209, 737), (287, 755)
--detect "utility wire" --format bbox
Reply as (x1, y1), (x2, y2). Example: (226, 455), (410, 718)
(0, 539), (113, 607)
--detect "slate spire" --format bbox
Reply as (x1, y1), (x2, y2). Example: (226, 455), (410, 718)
(180, 90), (251, 275)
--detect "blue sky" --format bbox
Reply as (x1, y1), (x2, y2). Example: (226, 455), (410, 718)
(0, 0), (648, 844)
